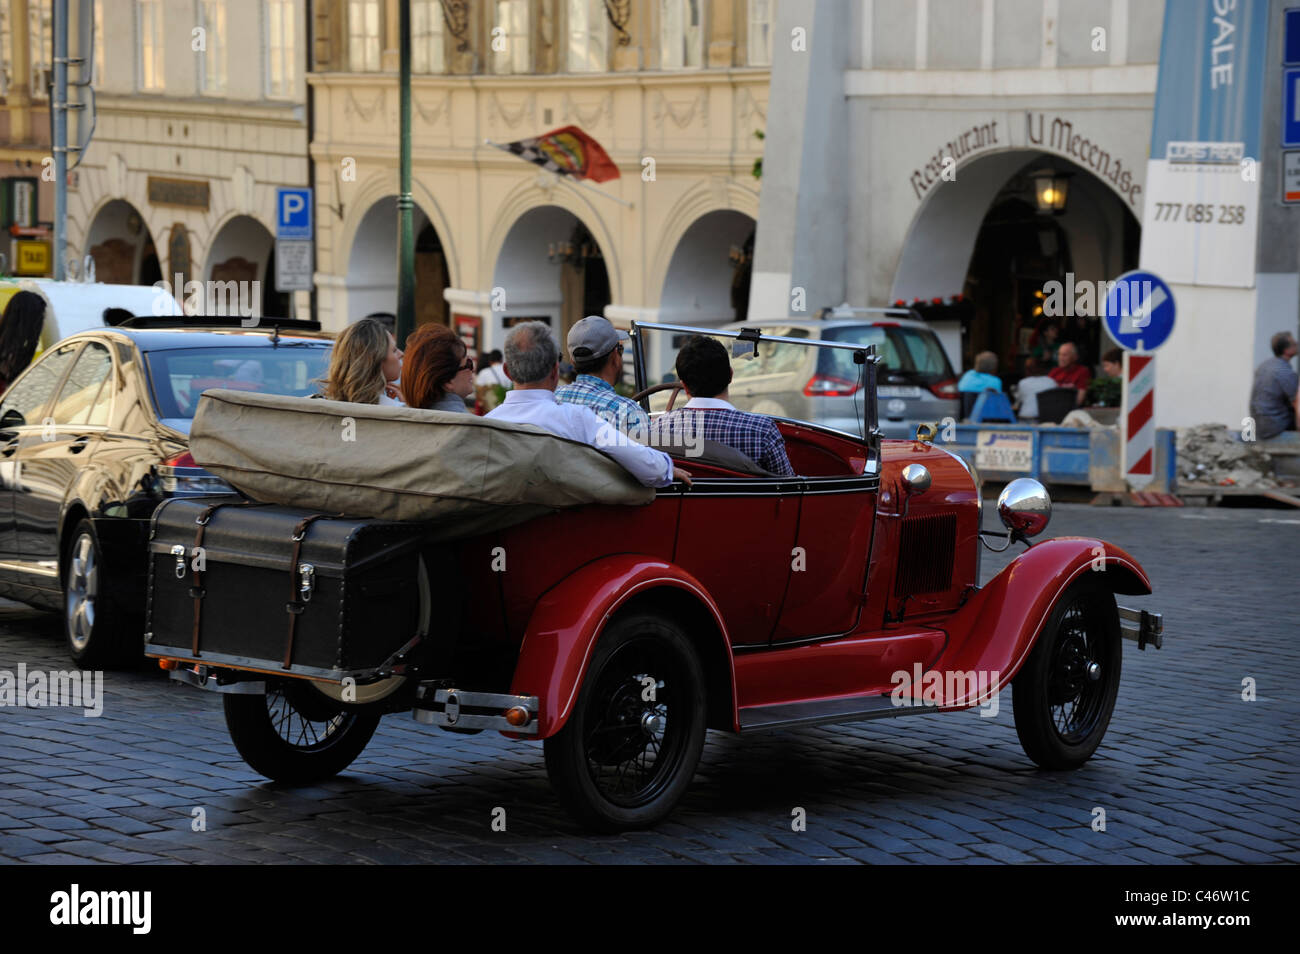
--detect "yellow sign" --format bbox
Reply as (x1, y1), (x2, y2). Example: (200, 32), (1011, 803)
(14, 240), (50, 276)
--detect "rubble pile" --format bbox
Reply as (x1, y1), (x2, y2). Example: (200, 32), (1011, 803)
(1176, 424), (1277, 488)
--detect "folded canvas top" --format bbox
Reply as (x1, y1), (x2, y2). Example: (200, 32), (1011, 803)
(188, 389), (655, 539)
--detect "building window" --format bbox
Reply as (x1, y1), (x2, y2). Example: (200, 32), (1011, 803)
(198, 0), (226, 94)
(747, 0), (774, 67)
(138, 0), (164, 90)
(30, 0), (52, 97)
(266, 0), (296, 96)
(660, 0), (703, 70)
(0, 5), (12, 95)
(492, 0), (530, 75)
(567, 0), (607, 72)
(413, 0), (445, 73)
(348, 0), (381, 73)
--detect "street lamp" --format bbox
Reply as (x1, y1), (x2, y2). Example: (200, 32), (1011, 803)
(1030, 168), (1071, 214)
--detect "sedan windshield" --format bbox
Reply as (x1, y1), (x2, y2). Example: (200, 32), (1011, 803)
(146, 346), (331, 424)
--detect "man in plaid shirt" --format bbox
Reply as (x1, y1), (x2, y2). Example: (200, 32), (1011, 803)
(555, 316), (651, 440)
(657, 335), (795, 477)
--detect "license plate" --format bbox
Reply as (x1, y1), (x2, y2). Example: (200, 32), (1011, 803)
(877, 385), (922, 399)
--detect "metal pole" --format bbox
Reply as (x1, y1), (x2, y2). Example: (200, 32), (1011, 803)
(395, 0), (415, 346)
(53, 0), (68, 281)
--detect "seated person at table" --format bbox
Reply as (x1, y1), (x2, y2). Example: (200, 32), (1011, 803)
(657, 335), (795, 477)
(958, 351), (1002, 393)
(1048, 341), (1092, 407)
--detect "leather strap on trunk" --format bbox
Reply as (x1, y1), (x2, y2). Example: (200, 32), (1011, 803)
(283, 513), (334, 670)
(189, 503), (222, 656)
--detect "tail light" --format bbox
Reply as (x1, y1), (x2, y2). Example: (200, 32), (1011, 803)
(929, 378), (959, 399)
(803, 374), (859, 397)
(153, 450), (237, 497)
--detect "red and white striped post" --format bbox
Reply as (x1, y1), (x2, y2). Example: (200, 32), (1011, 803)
(1122, 352), (1155, 488)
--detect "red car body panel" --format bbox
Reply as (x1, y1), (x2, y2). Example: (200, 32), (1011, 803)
(508, 554), (736, 737)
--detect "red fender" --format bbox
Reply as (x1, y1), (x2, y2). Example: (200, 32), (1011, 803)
(911, 537), (1152, 709)
(508, 555), (737, 738)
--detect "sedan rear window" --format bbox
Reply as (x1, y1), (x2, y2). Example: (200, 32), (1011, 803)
(821, 325), (954, 382)
(146, 346), (331, 420)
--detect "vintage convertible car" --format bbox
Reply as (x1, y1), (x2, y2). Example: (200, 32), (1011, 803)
(146, 322), (1162, 832)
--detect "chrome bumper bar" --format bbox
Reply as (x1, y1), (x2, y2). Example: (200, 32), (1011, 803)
(1118, 605), (1164, 650)
(169, 666), (267, 694)
(413, 686), (540, 735)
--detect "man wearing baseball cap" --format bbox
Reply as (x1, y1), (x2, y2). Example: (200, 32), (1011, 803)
(556, 315), (652, 442)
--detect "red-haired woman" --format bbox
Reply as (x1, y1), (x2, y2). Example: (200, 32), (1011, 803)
(401, 324), (474, 413)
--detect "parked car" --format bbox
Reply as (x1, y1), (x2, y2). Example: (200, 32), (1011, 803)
(149, 321), (1162, 833)
(648, 317), (960, 440)
(0, 318), (331, 667)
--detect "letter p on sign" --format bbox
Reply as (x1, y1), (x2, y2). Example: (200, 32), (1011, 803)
(276, 187), (313, 239)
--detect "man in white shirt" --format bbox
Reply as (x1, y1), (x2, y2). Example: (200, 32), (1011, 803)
(475, 350), (511, 390)
(1014, 356), (1060, 422)
(486, 322), (691, 488)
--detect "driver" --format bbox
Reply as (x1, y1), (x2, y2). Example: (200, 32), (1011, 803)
(658, 335), (795, 477)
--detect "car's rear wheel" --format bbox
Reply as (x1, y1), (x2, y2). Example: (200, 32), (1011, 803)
(62, 519), (132, 669)
(224, 681), (381, 784)
(1012, 577), (1122, 769)
(544, 613), (707, 832)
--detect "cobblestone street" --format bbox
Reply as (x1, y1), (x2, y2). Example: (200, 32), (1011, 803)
(1, 503), (1297, 864)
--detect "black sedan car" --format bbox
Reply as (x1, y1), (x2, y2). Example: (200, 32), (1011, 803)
(0, 319), (332, 667)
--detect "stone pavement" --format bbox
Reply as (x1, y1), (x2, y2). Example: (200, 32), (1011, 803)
(0, 503), (1297, 864)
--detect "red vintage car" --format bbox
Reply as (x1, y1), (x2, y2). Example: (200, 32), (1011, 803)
(148, 322), (1162, 832)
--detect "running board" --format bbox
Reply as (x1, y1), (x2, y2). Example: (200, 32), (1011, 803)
(739, 692), (947, 731)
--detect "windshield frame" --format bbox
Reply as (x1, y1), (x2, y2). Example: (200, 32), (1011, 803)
(628, 320), (881, 450)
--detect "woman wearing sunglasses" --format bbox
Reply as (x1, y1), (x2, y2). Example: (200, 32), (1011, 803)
(402, 323), (475, 413)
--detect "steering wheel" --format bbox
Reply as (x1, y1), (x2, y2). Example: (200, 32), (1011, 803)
(630, 381), (685, 411)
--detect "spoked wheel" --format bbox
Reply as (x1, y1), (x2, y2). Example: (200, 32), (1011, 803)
(62, 519), (130, 669)
(545, 613), (706, 831)
(223, 681), (381, 784)
(1013, 578), (1122, 769)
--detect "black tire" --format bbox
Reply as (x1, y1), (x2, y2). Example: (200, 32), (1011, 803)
(1012, 577), (1122, 770)
(544, 613), (707, 832)
(62, 519), (132, 669)
(223, 681), (381, 784)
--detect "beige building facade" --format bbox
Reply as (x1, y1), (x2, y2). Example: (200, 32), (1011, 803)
(1, 0), (309, 315)
(311, 0), (773, 375)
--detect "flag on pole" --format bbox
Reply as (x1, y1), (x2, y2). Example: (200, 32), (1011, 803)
(497, 126), (620, 183)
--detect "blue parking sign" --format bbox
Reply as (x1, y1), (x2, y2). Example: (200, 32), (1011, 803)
(276, 187), (313, 239)
(1102, 270), (1176, 353)
(1286, 70), (1300, 147)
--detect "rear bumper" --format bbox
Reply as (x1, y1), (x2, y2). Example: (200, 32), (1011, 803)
(413, 686), (540, 736)
(1118, 605), (1163, 650)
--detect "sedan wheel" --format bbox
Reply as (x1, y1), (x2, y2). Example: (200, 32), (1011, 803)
(62, 520), (129, 669)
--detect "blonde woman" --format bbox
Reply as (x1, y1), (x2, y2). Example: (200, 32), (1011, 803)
(318, 316), (405, 405)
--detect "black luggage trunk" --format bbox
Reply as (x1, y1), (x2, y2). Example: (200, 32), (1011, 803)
(146, 498), (438, 681)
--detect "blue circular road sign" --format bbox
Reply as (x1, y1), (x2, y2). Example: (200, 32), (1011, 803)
(1102, 270), (1176, 352)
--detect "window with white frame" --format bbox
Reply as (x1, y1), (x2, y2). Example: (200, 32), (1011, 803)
(567, 0), (607, 72)
(492, 0), (529, 75)
(660, 0), (703, 70)
(413, 1), (445, 74)
(138, 0), (164, 90)
(747, 0), (774, 66)
(0, 5), (12, 95)
(198, 0), (226, 93)
(29, 0), (52, 97)
(266, 0), (296, 96)
(348, 0), (381, 72)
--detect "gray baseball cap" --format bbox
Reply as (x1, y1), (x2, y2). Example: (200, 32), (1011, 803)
(568, 315), (629, 360)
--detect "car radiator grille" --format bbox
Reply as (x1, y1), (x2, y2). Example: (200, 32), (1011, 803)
(894, 513), (957, 597)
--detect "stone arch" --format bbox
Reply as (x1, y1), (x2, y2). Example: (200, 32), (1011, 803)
(336, 170), (460, 290)
(648, 179), (761, 305)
